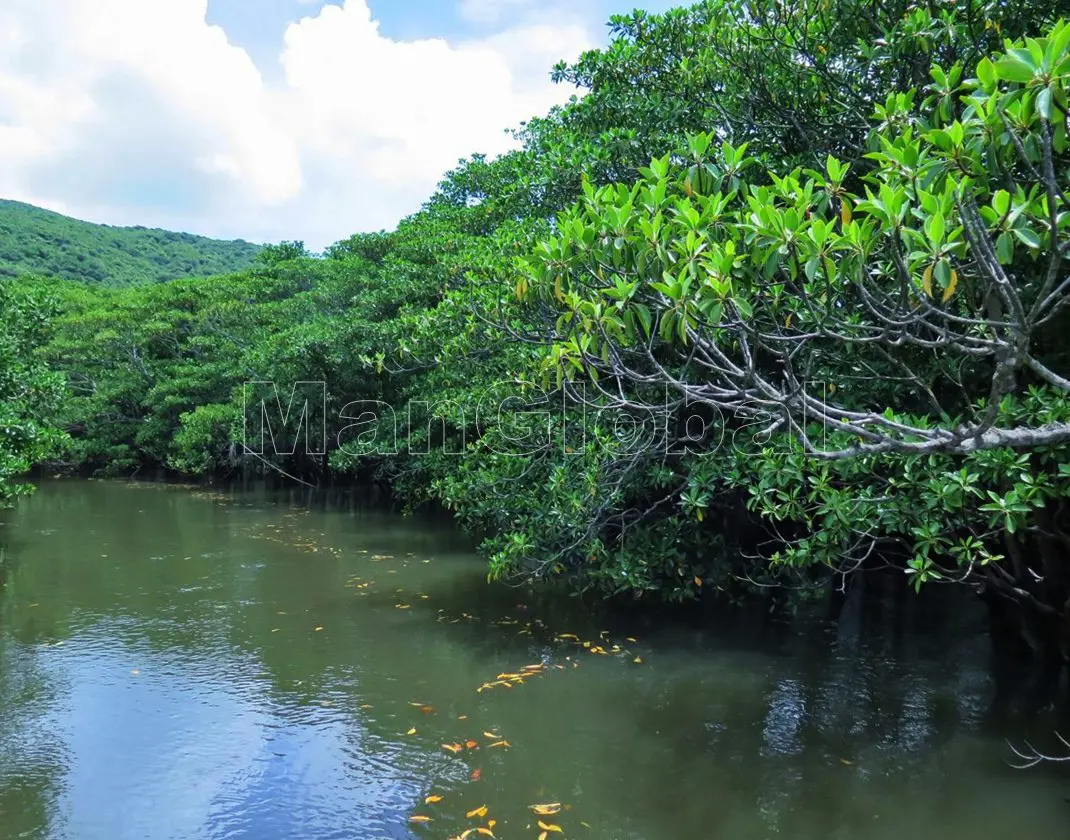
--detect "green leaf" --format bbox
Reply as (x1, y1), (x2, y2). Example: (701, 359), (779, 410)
(1012, 227), (1041, 249)
(1036, 85), (1053, 120)
(994, 58), (1035, 83)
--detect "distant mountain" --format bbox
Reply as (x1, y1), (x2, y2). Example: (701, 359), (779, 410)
(0, 200), (263, 285)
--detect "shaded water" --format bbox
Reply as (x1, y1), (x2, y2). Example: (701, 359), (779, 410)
(0, 480), (1066, 840)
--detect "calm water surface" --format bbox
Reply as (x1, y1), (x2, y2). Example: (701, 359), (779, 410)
(0, 480), (1066, 840)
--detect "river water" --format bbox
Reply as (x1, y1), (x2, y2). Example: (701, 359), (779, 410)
(0, 480), (1066, 840)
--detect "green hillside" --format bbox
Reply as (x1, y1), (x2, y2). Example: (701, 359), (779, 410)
(0, 200), (263, 285)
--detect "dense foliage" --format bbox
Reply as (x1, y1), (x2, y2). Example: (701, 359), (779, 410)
(0, 279), (65, 503)
(8, 0), (1070, 661)
(0, 200), (262, 285)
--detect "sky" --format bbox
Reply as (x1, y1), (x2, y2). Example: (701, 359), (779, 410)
(0, 0), (676, 250)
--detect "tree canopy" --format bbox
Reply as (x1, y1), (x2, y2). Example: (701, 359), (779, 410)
(7, 0), (1070, 662)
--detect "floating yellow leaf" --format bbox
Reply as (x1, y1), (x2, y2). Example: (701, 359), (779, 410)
(476, 829), (494, 838)
(538, 821), (563, 833)
(483, 732), (500, 739)
(407, 728), (417, 735)
(409, 815), (432, 823)
(465, 740), (479, 750)
(840, 758), (854, 765)
(420, 706), (435, 714)
(539, 833), (548, 840)
(314, 626), (324, 632)
(489, 740), (511, 748)
(425, 795), (443, 804)
(396, 604), (411, 609)
(466, 805), (488, 819)
(634, 657), (643, 664)
(442, 743), (464, 754)
(530, 804), (562, 816)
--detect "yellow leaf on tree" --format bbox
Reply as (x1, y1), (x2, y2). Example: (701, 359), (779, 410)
(942, 269), (959, 303)
(694, 576), (702, 587)
(466, 805), (488, 819)
(922, 263), (934, 298)
(840, 199), (852, 226)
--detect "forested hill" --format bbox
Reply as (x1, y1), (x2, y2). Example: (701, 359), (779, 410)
(0, 200), (262, 285)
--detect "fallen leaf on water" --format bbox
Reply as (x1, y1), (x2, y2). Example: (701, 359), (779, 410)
(406, 728), (417, 735)
(487, 821), (496, 829)
(581, 821), (591, 828)
(130, 669), (140, 676)
(470, 768), (482, 781)
(396, 604), (411, 610)
(558, 634), (579, 640)
(458, 715), (468, 720)
(489, 740), (510, 749)
(466, 805), (488, 819)
(625, 637), (637, 643)
(409, 815), (432, 823)
(271, 628), (280, 633)
(425, 795), (443, 804)
(633, 657), (643, 664)
(360, 704), (373, 709)
(483, 732), (500, 739)
(420, 706), (435, 714)
(539, 833), (548, 840)
(476, 829), (494, 838)
(530, 804), (562, 816)
(538, 821), (563, 833)
(314, 626), (324, 632)
(465, 740), (479, 750)
(442, 743), (464, 754)
(840, 758), (854, 765)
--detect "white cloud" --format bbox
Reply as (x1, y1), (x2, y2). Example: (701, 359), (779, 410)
(0, 0), (593, 248)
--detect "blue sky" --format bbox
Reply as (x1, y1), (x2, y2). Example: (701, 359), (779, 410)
(0, 0), (680, 248)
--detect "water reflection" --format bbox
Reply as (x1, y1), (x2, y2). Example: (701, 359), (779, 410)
(0, 480), (1066, 840)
